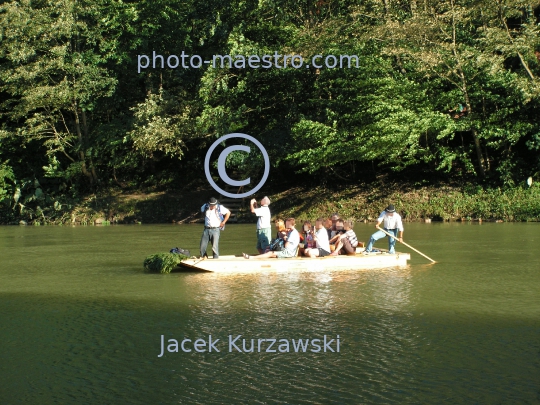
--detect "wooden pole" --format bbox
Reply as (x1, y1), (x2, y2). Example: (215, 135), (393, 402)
(376, 226), (436, 264)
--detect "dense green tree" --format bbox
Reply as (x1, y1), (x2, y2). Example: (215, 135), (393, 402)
(284, 0), (539, 183)
(0, 0), (539, 222)
(0, 0), (136, 184)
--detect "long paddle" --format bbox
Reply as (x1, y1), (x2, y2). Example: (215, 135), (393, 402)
(376, 226), (436, 264)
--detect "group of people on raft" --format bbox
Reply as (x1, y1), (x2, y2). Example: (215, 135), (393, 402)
(199, 195), (404, 260)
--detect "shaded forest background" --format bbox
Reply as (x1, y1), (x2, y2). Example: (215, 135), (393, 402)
(1, 0), (539, 223)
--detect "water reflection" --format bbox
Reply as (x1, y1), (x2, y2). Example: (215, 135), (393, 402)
(185, 266), (413, 314)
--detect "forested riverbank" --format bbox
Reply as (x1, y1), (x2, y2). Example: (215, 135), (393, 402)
(1, 1), (539, 225)
(2, 180), (539, 225)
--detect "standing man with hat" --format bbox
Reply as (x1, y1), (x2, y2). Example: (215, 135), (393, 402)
(364, 204), (404, 254)
(200, 197), (231, 259)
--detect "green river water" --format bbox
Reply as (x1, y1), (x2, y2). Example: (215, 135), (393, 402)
(0, 223), (539, 404)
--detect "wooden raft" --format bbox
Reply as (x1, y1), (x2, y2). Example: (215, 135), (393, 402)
(178, 251), (411, 273)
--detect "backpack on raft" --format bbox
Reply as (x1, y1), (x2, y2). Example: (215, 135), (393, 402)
(170, 247), (191, 256)
(269, 238), (285, 252)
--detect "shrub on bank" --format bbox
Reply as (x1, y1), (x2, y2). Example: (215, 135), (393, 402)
(2, 183), (539, 225)
(273, 184), (540, 222)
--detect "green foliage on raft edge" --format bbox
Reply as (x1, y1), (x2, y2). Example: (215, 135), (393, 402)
(143, 253), (187, 274)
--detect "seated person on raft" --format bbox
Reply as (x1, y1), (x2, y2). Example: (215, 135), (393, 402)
(329, 220), (358, 256)
(328, 218), (345, 246)
(304, 217), (331, 258)
(302, 220), (315, 249)
(324, 217), (333, 240)
(265, 219), (287, 253)
(243, 218), (300, 259)
(275, 219), (287, 239)
(329, 213), (341, 238)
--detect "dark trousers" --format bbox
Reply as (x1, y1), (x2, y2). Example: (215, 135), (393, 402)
(200, 228), (220, 258)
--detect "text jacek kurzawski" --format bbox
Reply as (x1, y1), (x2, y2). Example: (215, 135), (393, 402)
(157, 335), (340, 356)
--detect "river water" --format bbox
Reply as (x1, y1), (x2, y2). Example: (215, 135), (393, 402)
(0, 223), (539, 404)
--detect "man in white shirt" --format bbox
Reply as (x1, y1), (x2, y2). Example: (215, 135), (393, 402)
(200, 197), (231, 259)
(250, 196), (271, 253)
(304, 217), (331, 258)
(243, 218), (300, 259)
(364, 204), (404, 254)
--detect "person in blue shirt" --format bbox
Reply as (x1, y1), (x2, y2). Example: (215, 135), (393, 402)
(243, 218), (300, 259)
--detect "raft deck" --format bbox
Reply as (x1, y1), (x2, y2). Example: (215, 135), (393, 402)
(179, 251), (410, 273)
